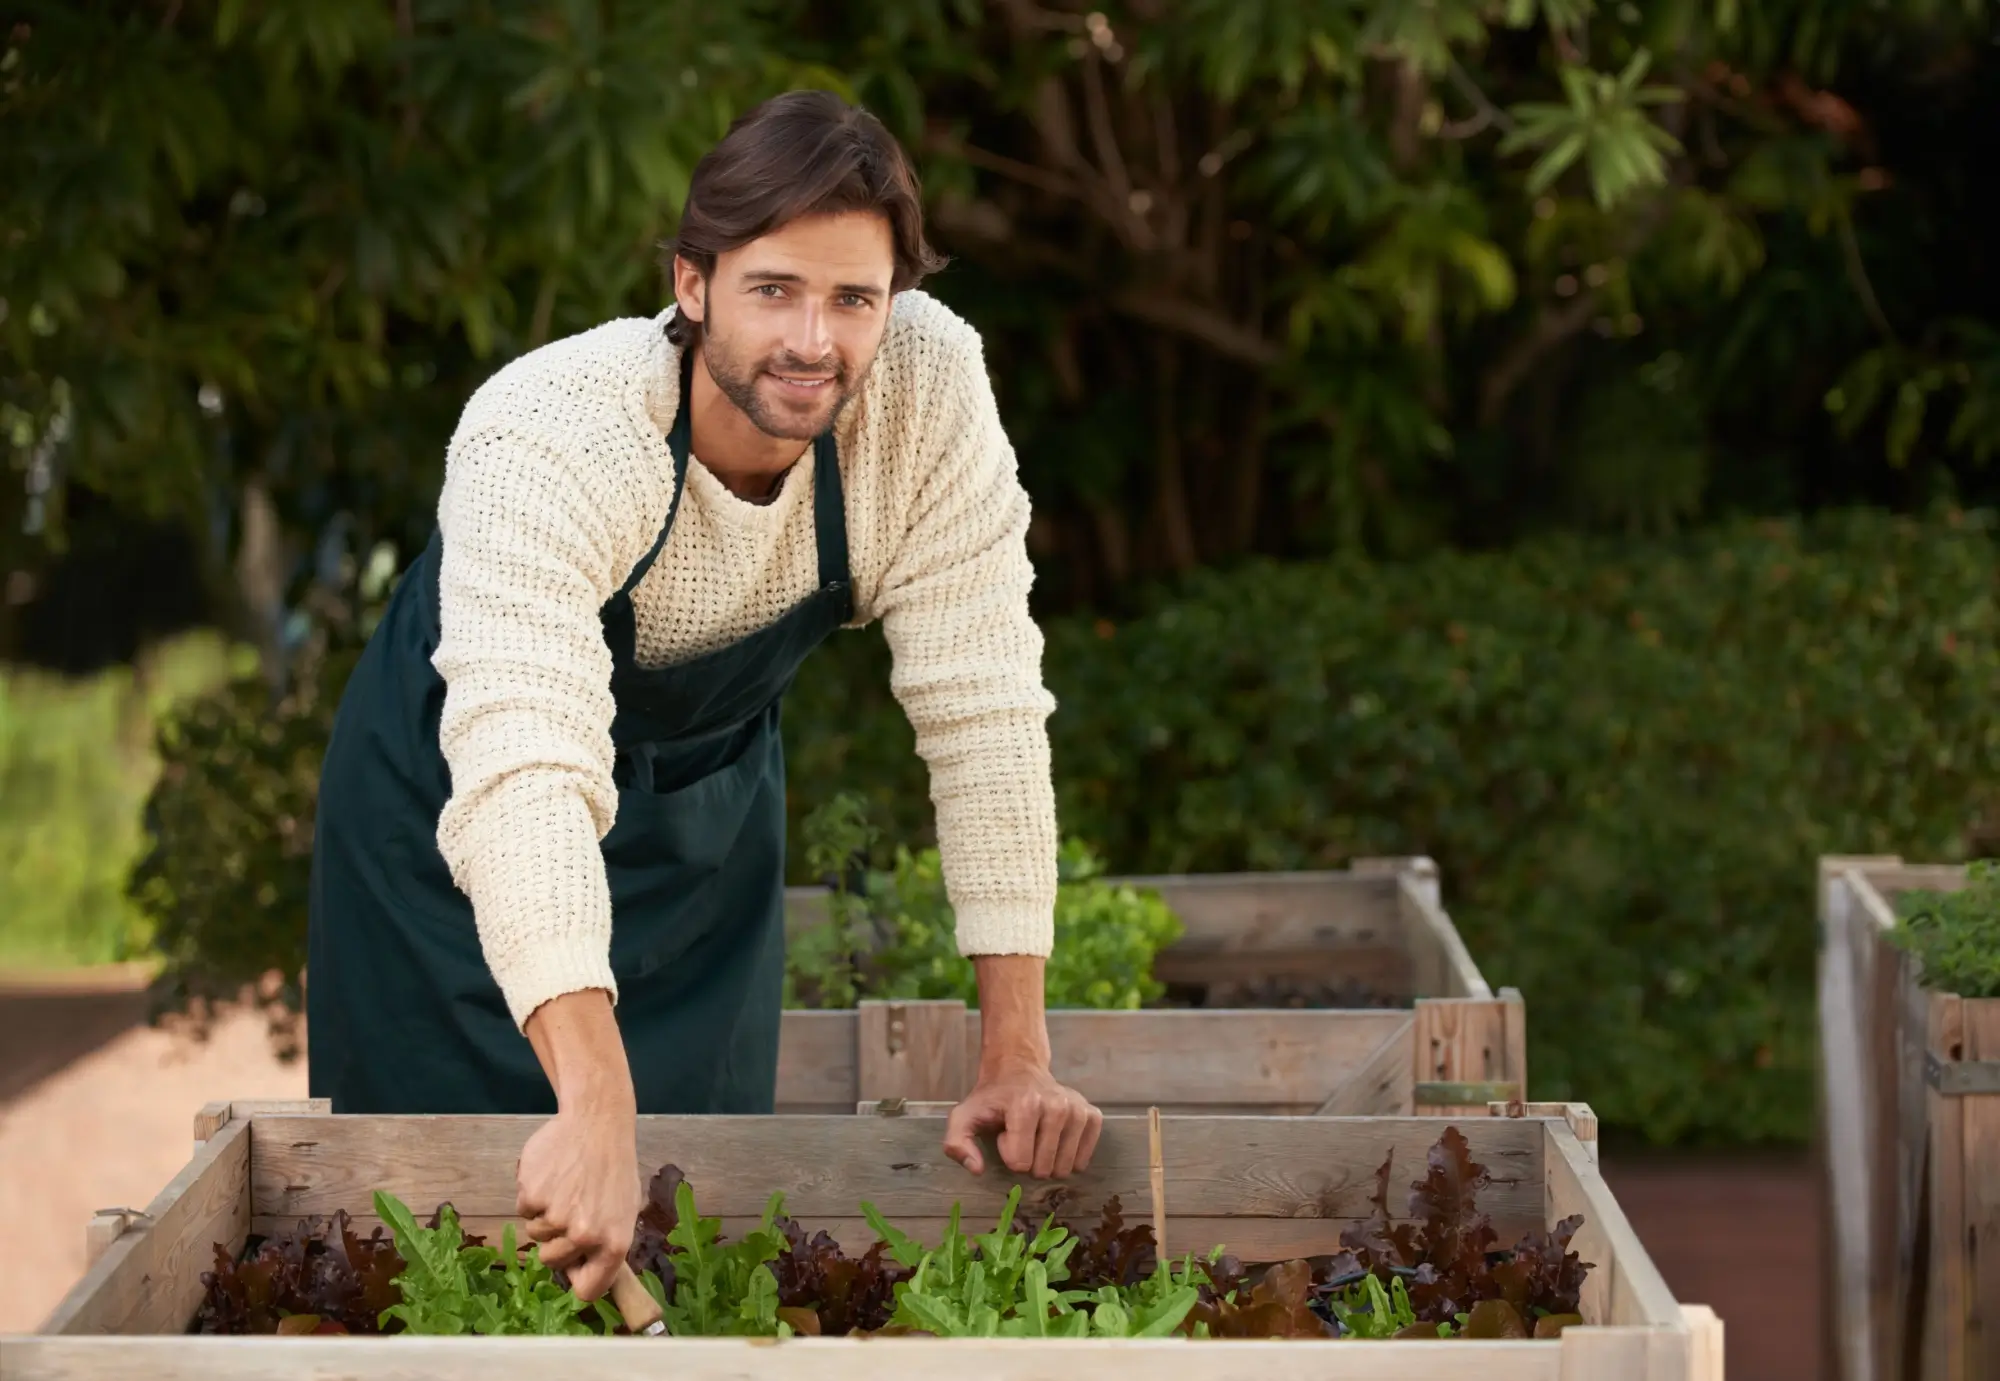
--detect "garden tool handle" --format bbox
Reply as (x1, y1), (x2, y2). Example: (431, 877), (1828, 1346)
(610, 1261), (664, 1334)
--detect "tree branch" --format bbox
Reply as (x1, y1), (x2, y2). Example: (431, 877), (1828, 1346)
(1109, 290), (1282, 367)
(1836, 211), (1898, 344)
(1444, 58), (1517, 137)
(950, 141), (1084, 201)
(1477, 290), (1603, 426)
(1477, 190), (1678, 424)
(1081, 51), (1134, 200)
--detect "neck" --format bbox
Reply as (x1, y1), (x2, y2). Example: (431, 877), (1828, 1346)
(685, 348), (808, 502)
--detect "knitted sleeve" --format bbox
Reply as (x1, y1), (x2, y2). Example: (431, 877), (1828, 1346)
(430, 419), (637, 1031)
(874, 326), (1060, 958)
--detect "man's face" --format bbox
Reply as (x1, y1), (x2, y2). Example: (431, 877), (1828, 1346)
(674, 210), (895, 441)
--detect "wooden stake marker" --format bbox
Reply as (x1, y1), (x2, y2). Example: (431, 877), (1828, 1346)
(1147, 1105), (1167, 1262)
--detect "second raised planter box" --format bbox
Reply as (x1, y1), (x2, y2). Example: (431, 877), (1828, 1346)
(777, 856), (1526, 1117)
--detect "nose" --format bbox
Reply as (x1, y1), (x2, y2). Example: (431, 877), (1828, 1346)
(785, 300), (833, 365)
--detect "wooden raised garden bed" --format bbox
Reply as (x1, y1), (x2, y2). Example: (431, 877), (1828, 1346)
(1817, 857), (2000, 1381)
(8, 1098), (1721, 1380)
(777, 856), (1528, 1118)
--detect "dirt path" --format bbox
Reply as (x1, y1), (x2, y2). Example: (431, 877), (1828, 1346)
(0, 1005), (307, 1333)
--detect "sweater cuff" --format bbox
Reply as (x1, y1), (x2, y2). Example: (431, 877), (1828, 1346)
(952, 899), (1054, 958)
(493, 942), (620, 1033)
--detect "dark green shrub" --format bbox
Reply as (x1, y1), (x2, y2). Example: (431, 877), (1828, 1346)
(131, 507), (2000, 1142)
(781, 507), (2000, 1145)
(1892, 863), (2000, 998)
(128, 640), (355, 1053)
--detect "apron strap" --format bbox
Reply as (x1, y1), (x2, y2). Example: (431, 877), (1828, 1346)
(811, 428), (851, 594)
(620, 369), (695, 601)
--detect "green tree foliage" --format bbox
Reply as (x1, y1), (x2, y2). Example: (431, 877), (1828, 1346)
(6, 0), (1996, 610)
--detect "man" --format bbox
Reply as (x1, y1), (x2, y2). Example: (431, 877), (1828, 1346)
(304, 89), (1100, 1304)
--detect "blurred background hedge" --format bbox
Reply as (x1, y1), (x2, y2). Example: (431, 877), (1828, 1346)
(124, 505), (2000, 1146)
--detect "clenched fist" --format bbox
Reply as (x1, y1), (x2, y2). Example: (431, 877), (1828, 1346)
(518, 989), (643, 1302)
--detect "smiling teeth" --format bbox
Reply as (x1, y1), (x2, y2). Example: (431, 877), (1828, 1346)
(779, 377), (829, 386)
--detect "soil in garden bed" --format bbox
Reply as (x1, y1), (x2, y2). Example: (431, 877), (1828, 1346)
(1157, 976), (1408, 1009)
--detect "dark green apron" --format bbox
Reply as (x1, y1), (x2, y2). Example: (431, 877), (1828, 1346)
(305, 355), (851, 1114)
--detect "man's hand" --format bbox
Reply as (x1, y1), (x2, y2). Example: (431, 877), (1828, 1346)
(518, 989), (642, 1301)
(942, 954), (1103, 1179)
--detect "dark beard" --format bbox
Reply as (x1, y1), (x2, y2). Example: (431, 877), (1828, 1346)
(702, 338), (857, 441)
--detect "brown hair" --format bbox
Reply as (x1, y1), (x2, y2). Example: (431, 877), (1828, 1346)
(663, 90), (947, 348)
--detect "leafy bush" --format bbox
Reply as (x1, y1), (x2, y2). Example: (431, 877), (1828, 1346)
(780, 507), (2000, 1145)
(130, 507), (2000, 1144)
(784, 792), (1183, 1010)
(1892, 862), (2000, 998)
(128, 639), (355, 1049)
(0, 630), (245, 970)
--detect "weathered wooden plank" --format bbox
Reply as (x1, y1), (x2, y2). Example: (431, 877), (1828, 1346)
(1681, 1305), (1725, 1381)
(1486, 1103), (1597, 1163)
(1921, 992), (1964, 1381)
(1414, 999), (1524, 1117)
(774, 1010), (861, 1111)
(1866, 916), (1916, 1381)
(858, 1000), (968, 1104)
(41, 1118), (252, 1335)
(1395, 870), (1491, 999)
(788, 1008), (1421, 1112)
(1555, 1327), (1656, 1381)
(1042, 1009), (1412, 1107)
(1962, 1000), (2000, 1381)
(1120, 869), (1407, 951)
(1149, 944), (1413, 995)
(1860, 864), (1969, 902)
(1820, 860), (1885, 1381)
(247, 1114), (1545, 1225)
(1882, 933), (1935, 1380)
(1313, 1018), (1416, 1115)
(1543, 1123), (1682, 1331)
(0, 1335), (1570, 1381)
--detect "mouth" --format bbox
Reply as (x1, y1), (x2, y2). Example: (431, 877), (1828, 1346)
(767, 371), (838, 399)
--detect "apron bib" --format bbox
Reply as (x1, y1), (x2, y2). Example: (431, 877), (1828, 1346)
(305, 356), (851, 1114)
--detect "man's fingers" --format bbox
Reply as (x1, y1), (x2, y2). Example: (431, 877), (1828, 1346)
(1049, 1100), (1091, 1179)
(942, 1099), (991, 1175)
(567, 1247), (620, 1303)
(1074, 1101), (1105, 1173)
(1031, 1095), (1074, 1179)
(998, 1095), (1041, 1174)
(536, 1234), (584, 1271)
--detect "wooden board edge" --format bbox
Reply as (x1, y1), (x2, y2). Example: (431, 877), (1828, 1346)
(1414, 998), (1523, 1115)
(1488, 1102), (1597, 1161)
(40, 1117), (253, 1335)
(0, 1334), (1569, 1380)
(1313, 1015), (1416, 1115)
(1396, 871), (1494, 999)
(1556, 1325), (1668, 1381)
(1545, 1122), (1683, 1330)
(1680, 1305), (1725, 1381)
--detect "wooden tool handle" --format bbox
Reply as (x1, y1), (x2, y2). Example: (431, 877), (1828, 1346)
(609, 1262), (663, 1333)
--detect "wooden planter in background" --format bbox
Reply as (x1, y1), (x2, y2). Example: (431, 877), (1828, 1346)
(1817, 856), (2000, 1381)
(10, 1098), (1722, 1380)
(776, 856), (1527, 1117)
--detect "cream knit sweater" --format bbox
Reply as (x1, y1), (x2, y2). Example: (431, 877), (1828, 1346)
(430, 291), (1058, 1030)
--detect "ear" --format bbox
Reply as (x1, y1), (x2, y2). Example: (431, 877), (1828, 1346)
(671, 255), (706, 324)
